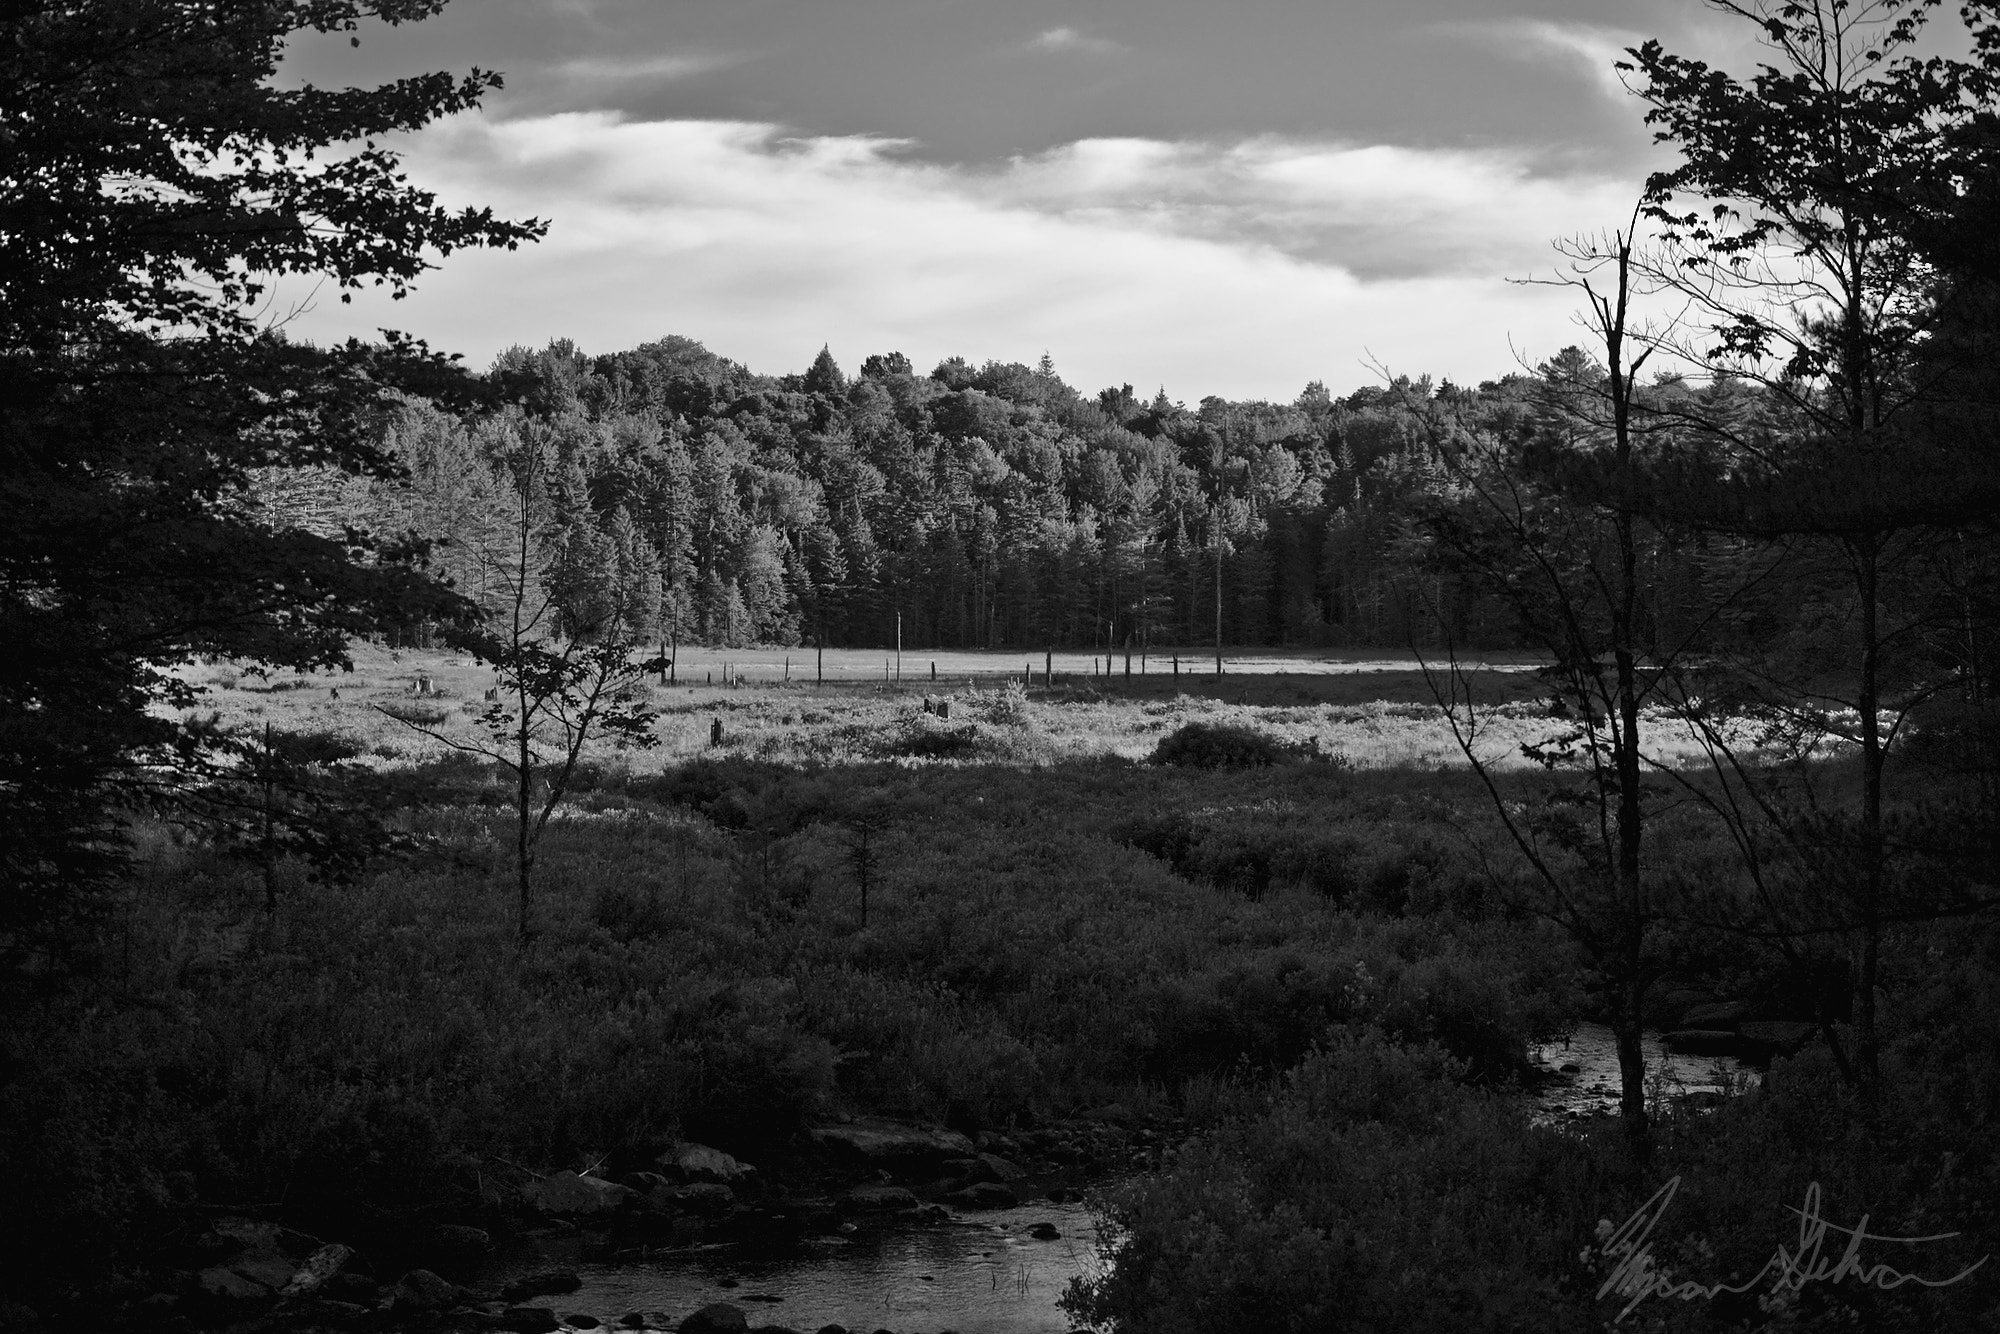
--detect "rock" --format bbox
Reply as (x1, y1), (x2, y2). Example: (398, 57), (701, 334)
(501, 1270), (582, 1302)
(281, 1242), (357, 1297)
(620, 1314), (671, 1330)
(666, 1143), (758, 1186)
(622, 1170), (674, 1194)
(1739, 1020), (1817, 1056)
(393, 1268), (465, 1312)
(562, 1313), (603, 1329)
(324, 1271), (380, 1303)
(228, 1253), (300, 1290)
(214, 1218), (322, 1260)
(1558, 1062), (1582, 1074)
(673, 1181), (737, 1216)
(1045, 1187), (1068, 1204)
(680, 1303), (749, 1334)
(1680, 1001), (1752, 1029)
(1660, 1029), (1740, 1056)
(976, 1152), (1023, 1182)
(747, 1326), (804, 1334)
(298, 1297), (371, 1323)
(197, 1266), (270, 1302)
(525, 1170), (637, 1216)
(809, 1120), (976, 1169)
(1028, 1222), (1061, 1241)
(816, 1326), (849, 1334)
(423, 1222), (493, 1264)
(495, 1307), (562, 1333)
(1077, 1103), (1135, 1124)
(840, 1184), (916, 1212)
(944, 1182), (1018, 1210)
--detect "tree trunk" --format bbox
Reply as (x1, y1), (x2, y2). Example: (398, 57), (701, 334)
(1854, 536), (1883, 1093)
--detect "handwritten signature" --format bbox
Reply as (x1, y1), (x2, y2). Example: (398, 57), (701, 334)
(1594, 1176), (1988, 1321)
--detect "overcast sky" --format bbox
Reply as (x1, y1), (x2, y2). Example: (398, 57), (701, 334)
(276, 0), (1755, 401)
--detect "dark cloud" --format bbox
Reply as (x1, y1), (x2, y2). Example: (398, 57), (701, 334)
(283, 0), (1711, 167)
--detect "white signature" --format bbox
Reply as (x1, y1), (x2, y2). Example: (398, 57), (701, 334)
(1595, 1176), (1988, 1321)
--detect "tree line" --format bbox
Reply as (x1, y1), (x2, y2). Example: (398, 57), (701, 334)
(298, 339), (1634, 657)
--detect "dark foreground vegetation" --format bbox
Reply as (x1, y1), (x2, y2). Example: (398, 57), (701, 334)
(3, 681), (1998, 1332)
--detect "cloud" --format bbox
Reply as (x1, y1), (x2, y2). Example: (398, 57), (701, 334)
(549, 51), (747, 83)
(982, 136), (1639, 280)
(1029, 27), (1126, 56)
(1433, 19), (1644, 102)
(282, 113), (1648, 401)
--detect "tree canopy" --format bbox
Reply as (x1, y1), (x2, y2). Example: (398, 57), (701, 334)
(0, 0), (542, 955)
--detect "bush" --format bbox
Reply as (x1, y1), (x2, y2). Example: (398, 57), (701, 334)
(1063, 1028), (1612, 1334)
(1149, 721), (1295, 769)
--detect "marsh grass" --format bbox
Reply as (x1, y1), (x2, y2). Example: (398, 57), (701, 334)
(15, 644), (1992, 1326)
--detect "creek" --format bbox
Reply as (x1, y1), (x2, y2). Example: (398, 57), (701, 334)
(489, 1024), (1749, 1334)
(1529, 1020), (1760, 1122)
(489, 1195), (1108, 1334)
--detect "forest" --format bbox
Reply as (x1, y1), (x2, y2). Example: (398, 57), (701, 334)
(283, 338), (1520, 657)
(4, 1), (2000, 1333)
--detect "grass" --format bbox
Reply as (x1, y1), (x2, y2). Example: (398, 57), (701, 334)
(12, 642), (1997, 1331)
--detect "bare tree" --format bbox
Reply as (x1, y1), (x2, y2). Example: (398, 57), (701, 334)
(381, 425), (662, 946)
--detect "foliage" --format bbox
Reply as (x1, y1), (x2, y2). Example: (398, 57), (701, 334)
(1148, 721), (1298, 769)
(0, 0), (541, 961)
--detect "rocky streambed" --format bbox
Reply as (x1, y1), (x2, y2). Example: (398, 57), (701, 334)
(113, 1110), (1165, 1334)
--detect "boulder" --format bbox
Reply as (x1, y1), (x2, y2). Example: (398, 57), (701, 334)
(809, 1120), (975, 1169)
(213, 1218), (322, 1260)
(944, 1182), (1019, 1210)
(1680, 1001), (1752, 1030)
(680, 1303), (749, 1334)
(1739, 1020), (1817, 1057)
(423, 1222), (493, 1265)
(1028, 1222), (1062, 1241)
(840, 1184), (917, 1212)
(562, 1314), (602, 1329)
(665, 1143), (757, 1186)
(227, 1253), (299, 1290)
(525, 1170), (637, 1216)
(280, 1242), (357, 1297)
(494, 1307), (562, 1333)
(196, 1266), (270, 1302)
(976, 1152), (1023, 1182)
(620, 1314), (673, 1330)
(673, 1182), (737, 1216)
(501, 1270), (582, 1303)
(392, 1268), (465, 1312)
(324, 1272), (380, 1303)
(1660, 1029), (1740, 1056)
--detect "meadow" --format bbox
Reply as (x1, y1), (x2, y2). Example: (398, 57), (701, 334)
(8, 644), (1997, 1332)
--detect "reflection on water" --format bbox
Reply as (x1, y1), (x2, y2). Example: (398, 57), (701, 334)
(545, 1197), (1107, 1334)
(1531, 1020), (1759, 1123)
(537, 1026), (1746, 1331)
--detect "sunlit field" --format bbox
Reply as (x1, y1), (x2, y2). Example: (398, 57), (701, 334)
(174, 641), (1747, 775)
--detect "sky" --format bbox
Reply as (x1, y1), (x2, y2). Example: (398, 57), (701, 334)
(274, 0), (1763, 402)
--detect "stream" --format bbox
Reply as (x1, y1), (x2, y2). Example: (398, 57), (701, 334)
(1529, 1020), (1760, 1122)
(489, 1025), (1751, 1334)
(488, 1195), (1108, 1334)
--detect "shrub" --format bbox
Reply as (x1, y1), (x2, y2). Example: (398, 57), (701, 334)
(1150, 721), (1295, 769)
(1063, 1028), (1611, 1334)
(879, 712), (983, 759)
